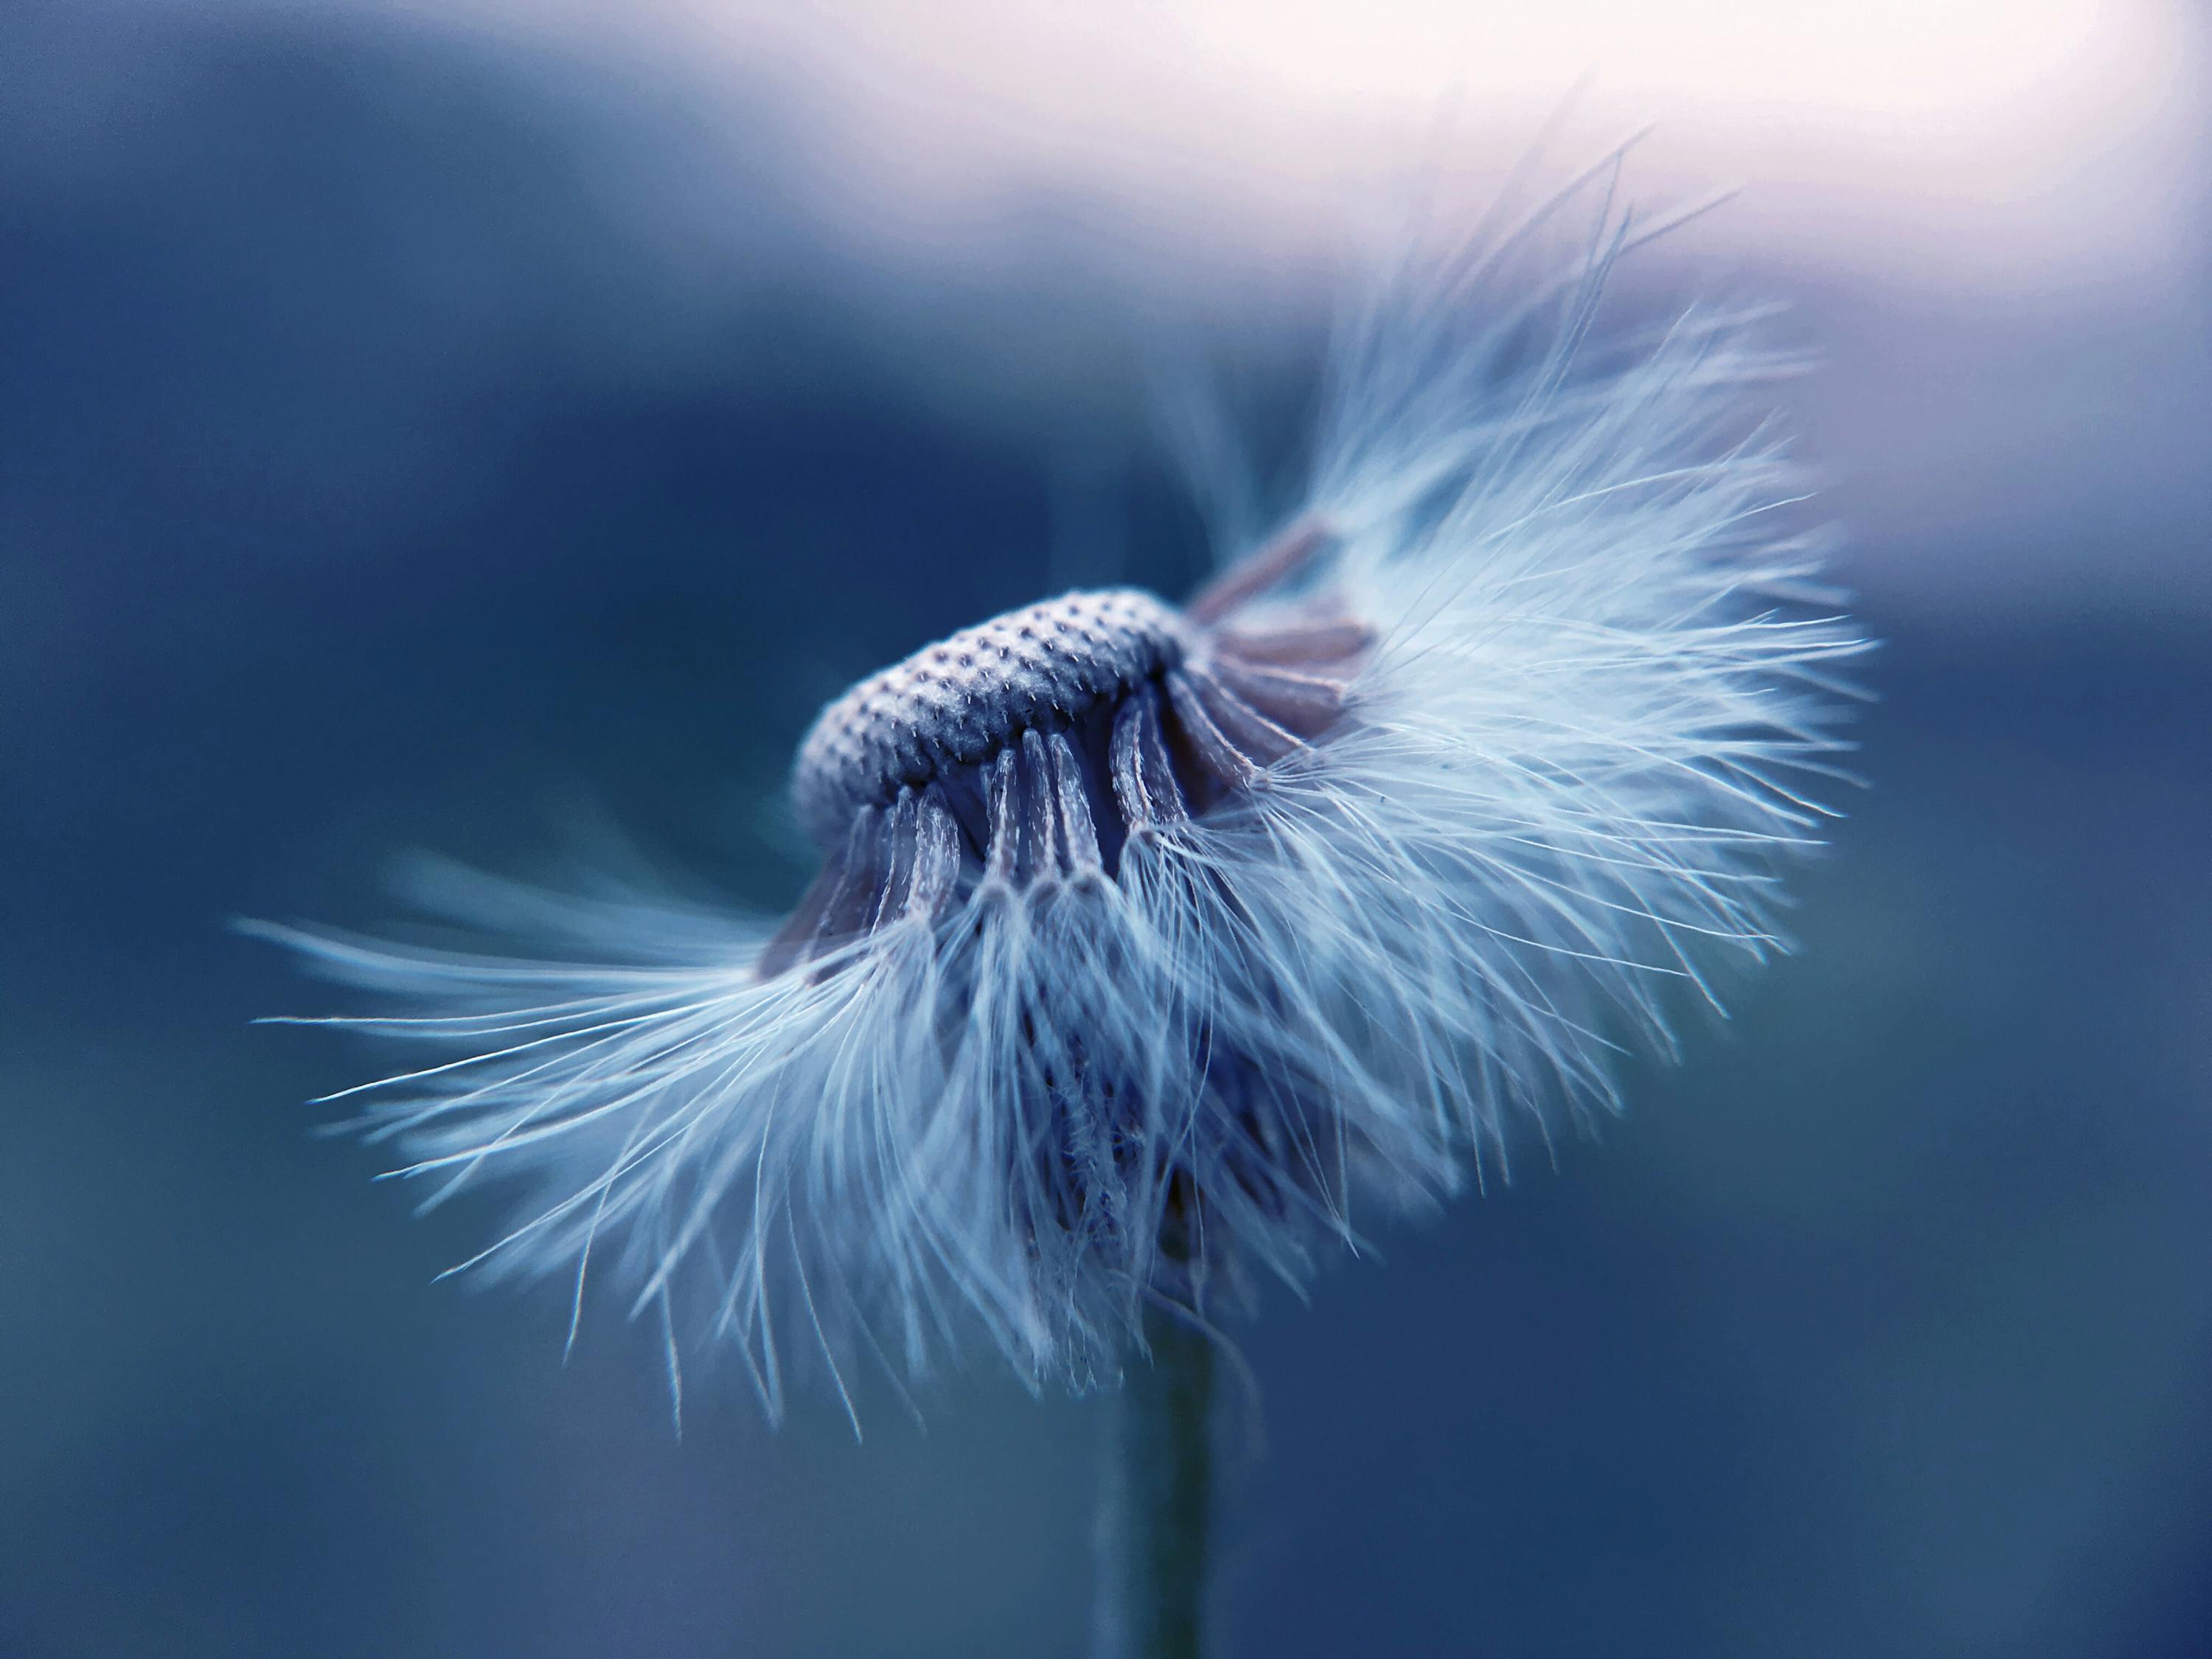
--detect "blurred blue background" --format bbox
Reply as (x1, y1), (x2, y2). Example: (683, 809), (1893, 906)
(4, 2), (2210, 1655)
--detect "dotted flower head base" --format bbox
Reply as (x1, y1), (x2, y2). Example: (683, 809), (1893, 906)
(773, 530), (1367, 979)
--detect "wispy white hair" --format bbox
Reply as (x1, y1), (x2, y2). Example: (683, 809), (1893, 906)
(253, 150), (1865, 1429)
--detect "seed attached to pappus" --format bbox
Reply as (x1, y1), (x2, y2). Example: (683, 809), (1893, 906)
(252, 170), (1867, 1433)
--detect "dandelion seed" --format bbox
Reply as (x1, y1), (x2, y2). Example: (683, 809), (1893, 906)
(250, 157), (1866, 1443)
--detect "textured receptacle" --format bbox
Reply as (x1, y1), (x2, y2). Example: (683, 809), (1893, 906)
(771, 568), (1367, 978)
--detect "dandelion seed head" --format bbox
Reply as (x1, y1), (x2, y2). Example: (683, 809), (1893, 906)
(255, 158), (1869, 1425)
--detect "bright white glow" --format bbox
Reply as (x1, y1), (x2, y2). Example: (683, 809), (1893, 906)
(1170, 0), (2112, 120)
(442, 0), (2202, 298)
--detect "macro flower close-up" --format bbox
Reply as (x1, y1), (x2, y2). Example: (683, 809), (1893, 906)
(4, 3), (2208, 1658)
(254, 176), (1862, 1444)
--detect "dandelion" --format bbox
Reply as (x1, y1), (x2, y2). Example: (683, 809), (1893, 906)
(253, 150), (1865, 1658)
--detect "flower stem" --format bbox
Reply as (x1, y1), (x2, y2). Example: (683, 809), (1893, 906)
(1096, 1302), (1217, 1659)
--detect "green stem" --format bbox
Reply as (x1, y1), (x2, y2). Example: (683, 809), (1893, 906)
(1096, 1301), (1217, 1659)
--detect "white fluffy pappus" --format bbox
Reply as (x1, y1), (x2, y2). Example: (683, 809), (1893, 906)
(251, 154), (1869, 1430)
